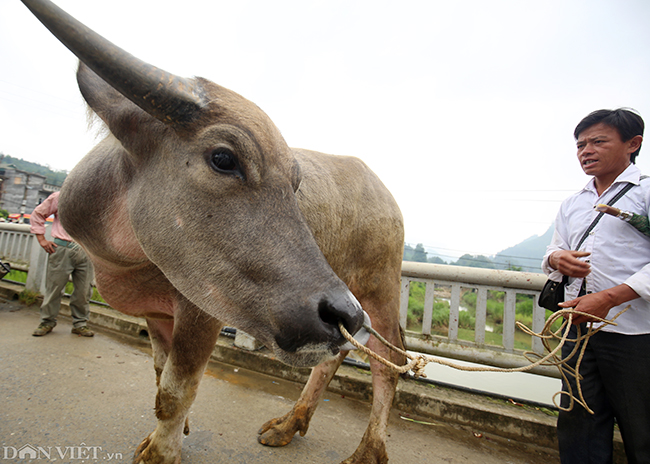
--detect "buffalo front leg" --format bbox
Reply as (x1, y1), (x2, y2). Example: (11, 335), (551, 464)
(146, 317), (173, 387)
(146, 317), (190, 435)
(258, 353), (346, 447)
(134, 299), (221, 464)
(341, 314), (404, 464)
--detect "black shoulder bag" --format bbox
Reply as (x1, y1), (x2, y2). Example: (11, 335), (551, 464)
(538, 181), (637, 312)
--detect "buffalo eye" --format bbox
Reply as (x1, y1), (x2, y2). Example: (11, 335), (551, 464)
(209, 148), (240, 176)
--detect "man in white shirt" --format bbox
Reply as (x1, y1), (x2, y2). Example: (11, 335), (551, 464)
(542, 108), (650, 463)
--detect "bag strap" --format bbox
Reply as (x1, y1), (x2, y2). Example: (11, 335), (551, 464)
(575, 181), (638, 250)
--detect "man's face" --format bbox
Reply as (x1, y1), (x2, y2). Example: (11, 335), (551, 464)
(576, 123), (635, 182)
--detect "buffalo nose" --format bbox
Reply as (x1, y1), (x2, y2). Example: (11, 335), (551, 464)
(318, 290), (364, 339)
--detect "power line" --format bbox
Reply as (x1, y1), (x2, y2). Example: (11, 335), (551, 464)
(407, 243), (547, 260)
(422, 188), (578, 194)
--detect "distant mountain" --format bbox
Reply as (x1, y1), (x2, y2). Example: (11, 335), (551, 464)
(492, 225), (554, 273)
(405, 227), (554, 272)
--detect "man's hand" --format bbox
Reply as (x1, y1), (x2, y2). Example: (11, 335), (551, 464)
(549, 250), (591, 278)
(559, 284), (639, 325)
(36, 234), (57, 254)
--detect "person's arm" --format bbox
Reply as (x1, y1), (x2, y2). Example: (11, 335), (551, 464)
(541, 206), (591, 279)
(560, 283), (640, 325)
(35, 234), (57, 254)
(548, 250), (591, 278)
(30, 194), (58, 254)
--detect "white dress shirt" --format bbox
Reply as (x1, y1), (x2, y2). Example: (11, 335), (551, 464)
(542, 164), (650, 335)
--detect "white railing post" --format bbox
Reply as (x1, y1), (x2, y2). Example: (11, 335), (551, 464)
(448, 284), (461, 341)
(502, 290), (517, 351)
(532, 300), (546, 354)
(399, 277), (410, 329)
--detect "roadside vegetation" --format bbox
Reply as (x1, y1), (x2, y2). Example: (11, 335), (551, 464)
(406, 281), (562, 351)
(5, 269), (106, 305)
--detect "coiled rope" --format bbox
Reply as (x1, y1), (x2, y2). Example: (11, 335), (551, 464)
(339, 305), (629, 413)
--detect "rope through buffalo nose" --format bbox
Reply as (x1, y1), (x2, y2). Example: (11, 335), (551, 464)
(339, 305), (630, 414)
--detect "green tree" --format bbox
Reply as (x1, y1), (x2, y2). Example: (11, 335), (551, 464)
(403, 243), (414, 261)
(403, 243), (428, 262)
(412, 243), (428, 262)
(427, 255), (447, 264)
(506, 263), (523, 271)
(452, 254), (495, 269)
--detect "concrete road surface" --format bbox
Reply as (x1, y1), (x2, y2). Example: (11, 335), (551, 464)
(0, 300), (559, 463)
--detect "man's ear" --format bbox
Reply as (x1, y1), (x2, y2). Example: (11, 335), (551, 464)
(627, 134), (643, 154)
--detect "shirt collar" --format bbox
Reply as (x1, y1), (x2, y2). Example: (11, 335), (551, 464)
(582, 163), (642, 195)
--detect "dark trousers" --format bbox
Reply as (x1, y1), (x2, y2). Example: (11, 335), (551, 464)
(558, 323), (650, 464)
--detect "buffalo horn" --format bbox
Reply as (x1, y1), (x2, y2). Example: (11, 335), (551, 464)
(21, 0), (205, 125)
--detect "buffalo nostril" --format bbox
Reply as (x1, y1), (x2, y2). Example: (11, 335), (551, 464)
(318, 292), (364, 336)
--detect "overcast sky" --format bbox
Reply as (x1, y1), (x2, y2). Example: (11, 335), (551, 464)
(2, 0), (650, 265)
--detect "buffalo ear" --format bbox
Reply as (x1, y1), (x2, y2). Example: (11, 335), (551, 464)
(77, 62), (168, 156)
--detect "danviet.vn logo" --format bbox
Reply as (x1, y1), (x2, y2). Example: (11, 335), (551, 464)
(2, 443), (123, 461)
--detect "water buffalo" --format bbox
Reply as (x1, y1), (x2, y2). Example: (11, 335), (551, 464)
(20, 0), (406, 462)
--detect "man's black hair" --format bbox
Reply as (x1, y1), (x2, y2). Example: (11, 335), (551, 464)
(574, 108), (644, 163)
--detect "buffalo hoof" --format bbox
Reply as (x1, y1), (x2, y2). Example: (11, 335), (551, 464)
(340, 438), (388, 464)
(133, 433), (180, 464)
(257, 411), (309, 447)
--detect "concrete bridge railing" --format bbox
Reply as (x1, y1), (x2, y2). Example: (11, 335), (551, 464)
(399, 261), (556, 378)
(0, 223), (556, 378)
(0, 223), (50, 295)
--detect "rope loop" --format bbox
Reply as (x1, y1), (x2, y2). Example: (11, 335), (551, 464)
(339, 305), (630, 413)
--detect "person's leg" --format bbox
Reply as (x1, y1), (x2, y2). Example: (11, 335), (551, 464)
(36, 247), (72, 330)
(592, 331), (650, 464)
(557, 323), (615, 464)
(68, 247), (93, 328)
